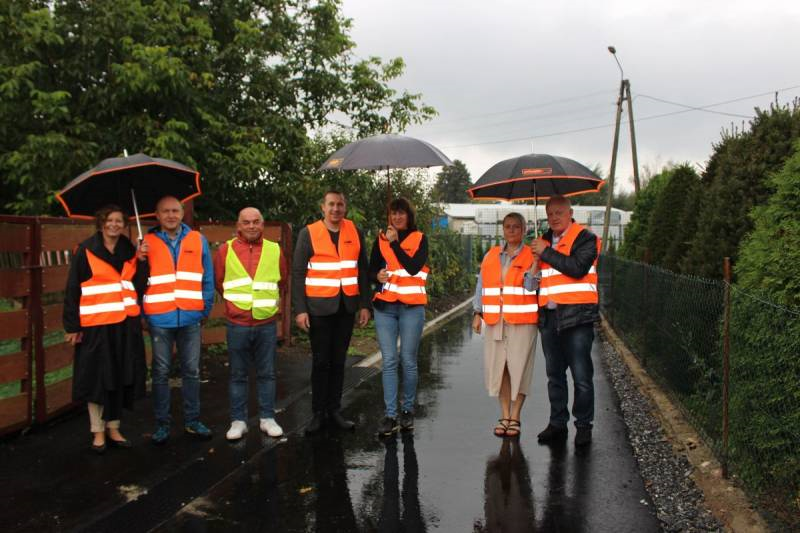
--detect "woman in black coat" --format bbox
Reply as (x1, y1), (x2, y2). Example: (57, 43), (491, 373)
(63, 205), (148, 453)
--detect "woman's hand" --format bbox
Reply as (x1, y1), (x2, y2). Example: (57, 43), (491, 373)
(136, 239), (149, 261)
(384, 225), (398, 243)
(65, 332), (82, 345)
(377, 268), (390, 284)
(472, 314), (482, 334)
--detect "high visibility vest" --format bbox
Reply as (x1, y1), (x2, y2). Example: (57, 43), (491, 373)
(374, 231), (429, 305)
(538, 223), (600, 306)
(222, 238), (281, 320)
(79, 249), (140, 327)
(480, 245), (538, 325)
(304, 219), (360, 298)
(142, 231), (205, 314)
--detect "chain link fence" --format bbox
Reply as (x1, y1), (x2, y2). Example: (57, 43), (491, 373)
(598, 254), (799, 529)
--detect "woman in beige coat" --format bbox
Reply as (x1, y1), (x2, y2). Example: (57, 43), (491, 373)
(472, 213), (539, 437)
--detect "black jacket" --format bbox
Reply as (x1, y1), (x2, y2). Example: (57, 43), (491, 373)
(538, 226), (599, 332)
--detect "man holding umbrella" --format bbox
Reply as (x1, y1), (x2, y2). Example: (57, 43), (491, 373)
(532, 195), (600, 447)
(292, 190), (371, 434)
(143, 196), (215, 445)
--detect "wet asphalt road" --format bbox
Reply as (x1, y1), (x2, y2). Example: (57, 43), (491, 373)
(156, 313), (661, 532)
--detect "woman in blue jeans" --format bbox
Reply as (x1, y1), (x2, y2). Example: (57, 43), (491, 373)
(369, 198), (429, 437)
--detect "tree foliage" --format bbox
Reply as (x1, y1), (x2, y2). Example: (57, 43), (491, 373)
(618, 167), (672, 261)
(431, 159), (471, 203)
(0, 0), (435, 219)
(680, 103), (800, 278)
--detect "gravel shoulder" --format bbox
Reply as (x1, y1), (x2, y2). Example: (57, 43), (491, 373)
(599, 318), (769, 533)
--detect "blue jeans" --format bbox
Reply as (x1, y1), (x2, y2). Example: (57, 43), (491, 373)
(374, 303), (425, 418)
(539, 313), (595, 428)
(150, 322), (202, 426)
(226, 322), (277, 421)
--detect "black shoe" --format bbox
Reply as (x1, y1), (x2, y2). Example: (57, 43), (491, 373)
(537, 424), (568, 442)
(305, 413), (325, 435)
(575, 427), (593, 446)
(398, 410), (414, 431)
(329, 410), (355, 430)
(91, 442), (106, 455)
(377, 417), (399, 437)
(107, 438), (132, 449)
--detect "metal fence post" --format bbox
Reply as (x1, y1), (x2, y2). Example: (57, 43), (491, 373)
(722, 257), (731, 478)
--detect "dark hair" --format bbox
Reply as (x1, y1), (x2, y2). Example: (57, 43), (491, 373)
(95, 204), (128, 230)
(389, 197), (417, 231)
(321, 190), (346, 204)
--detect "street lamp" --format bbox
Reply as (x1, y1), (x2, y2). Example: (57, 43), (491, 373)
(601, 45), (641, 251)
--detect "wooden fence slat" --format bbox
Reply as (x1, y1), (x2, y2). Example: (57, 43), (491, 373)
(0, 394), (29, 429)
(46, 378), (73, 415)
(43, 303), (64, 332)
(201, 326), (227, 345)
(0, 309), (29, 341)
(0, 351), (28, 382)
(209, 302), (226, 319)
(197, 225), (236, 245)
(41, 265), (70, 294)
(0, 269), (30, 298)
(44, 342), (73, 373)
(40, 224), (95, 252)
(0, 224), (32, 252)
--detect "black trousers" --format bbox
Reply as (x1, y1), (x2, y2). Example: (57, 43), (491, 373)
(309, 309), (355, 413)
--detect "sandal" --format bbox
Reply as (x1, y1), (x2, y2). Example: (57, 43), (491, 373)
(506, 419), (521, 438)
(494, 418), (510, 437)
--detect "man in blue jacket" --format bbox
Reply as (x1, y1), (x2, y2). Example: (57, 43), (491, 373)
(141, 196), (215, 445)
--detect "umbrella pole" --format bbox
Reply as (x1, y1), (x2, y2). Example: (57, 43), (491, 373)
(534, 181), (539, 239)
(386, 167), (392, 225)
(131, 188), (143, 243)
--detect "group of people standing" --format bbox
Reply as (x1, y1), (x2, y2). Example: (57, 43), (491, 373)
(63, 188), (598, 453)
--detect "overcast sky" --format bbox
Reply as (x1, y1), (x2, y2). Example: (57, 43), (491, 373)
(340, 0), (800, 192)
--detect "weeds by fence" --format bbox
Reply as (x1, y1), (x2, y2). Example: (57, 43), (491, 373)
(599, 254), (799, 529)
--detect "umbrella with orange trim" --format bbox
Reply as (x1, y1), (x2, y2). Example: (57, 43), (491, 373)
(56, 152), (201, 239)
(467, 153), (605, 237)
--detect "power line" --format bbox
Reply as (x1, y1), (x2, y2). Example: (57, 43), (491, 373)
(441, 84), (800, 149)
(637, 94), (754, 119)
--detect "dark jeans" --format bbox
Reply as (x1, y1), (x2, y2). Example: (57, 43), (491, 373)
(226, 321), (277, 421)
(539, 311), (595, 428)
(309, 310), (355, 414)
(150, 323), (202, 426)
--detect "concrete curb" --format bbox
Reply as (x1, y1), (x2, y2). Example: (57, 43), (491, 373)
(600, 316), (769, 533)
(355, 297), (474, 368)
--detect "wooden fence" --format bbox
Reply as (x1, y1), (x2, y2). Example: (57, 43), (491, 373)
(0, 215), (292, 437)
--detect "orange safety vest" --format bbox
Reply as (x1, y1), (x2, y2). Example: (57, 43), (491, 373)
(538, 223), (600, 307)
(142, 231), (205, 314)
(304, 219), (361, 298)
(374, 231), (429, 305)
(79, 249), (139, 327)
(480, 245), (538, 325)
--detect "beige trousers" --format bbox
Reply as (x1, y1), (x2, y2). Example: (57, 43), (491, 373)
(88, 402), (120, 433)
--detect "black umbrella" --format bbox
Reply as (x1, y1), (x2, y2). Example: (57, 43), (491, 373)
(467, 153), (605, 236)
(319, 133), (453, 210)
(56, 152), (201, 239)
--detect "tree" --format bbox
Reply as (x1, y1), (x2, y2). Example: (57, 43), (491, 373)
(618, 167), (672, 261)
(431, 159), (471, 203)
(0, 0), (435, 219)
(680, 103), (800, 278)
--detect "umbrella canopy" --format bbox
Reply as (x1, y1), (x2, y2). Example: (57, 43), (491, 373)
(56, 153), (201, 219)
(319, 133), (453, 171)
(467, 153), (604, 201)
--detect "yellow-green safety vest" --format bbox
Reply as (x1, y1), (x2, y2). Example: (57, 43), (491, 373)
(222, 239), (281, 319)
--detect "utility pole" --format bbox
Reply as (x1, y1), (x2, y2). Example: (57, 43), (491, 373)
(602, 46), (640, 251)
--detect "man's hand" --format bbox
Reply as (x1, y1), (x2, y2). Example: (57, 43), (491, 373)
(377, 268), (390, 283)
(358, 308), (371, 327)
(472, 314), (482, 334)
(532, 237), (549, 256)
(295, 312), (310, 332)
(136, 239), (149, 261)
(65, 332), (82, 345)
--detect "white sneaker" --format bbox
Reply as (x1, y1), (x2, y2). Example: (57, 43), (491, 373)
(260, 418), (283, 437)
(226, 420), (248, 441)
